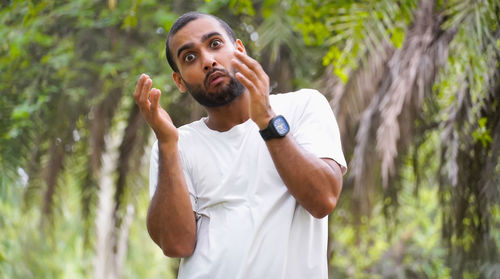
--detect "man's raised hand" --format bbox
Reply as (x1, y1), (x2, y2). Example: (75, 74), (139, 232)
(231, 51), (275, 130)
(133, 74), (178, 145)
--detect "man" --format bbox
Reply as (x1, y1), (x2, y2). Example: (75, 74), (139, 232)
(134, 12), (347, 278)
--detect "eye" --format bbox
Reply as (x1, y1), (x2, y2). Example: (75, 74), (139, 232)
(210, 39), (222, 48)
(184, 53), (196, 63)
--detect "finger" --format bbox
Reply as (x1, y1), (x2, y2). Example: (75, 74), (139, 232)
(235, 71), (258, 93)
(151, 89), (174, 125)
(150, 88), (161, 112)
(232, 58), (260, 85)
(133, 74), (147, 101)
(139, 77), (152, 108)
(234, 51), (265, 76)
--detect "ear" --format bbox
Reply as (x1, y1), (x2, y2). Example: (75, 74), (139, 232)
(172, 72), (187, 93)
(235, 39), (246, 54)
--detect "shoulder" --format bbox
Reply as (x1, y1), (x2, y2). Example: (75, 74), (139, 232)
(177, 119), (205, 140)
(149, 119), (205, 156)
(269, 88), (330, 115)
(270, 88), (326, 103)
(270, 88), (325, 99)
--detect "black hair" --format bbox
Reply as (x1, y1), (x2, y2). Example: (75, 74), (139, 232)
(165, 12), (237, 72)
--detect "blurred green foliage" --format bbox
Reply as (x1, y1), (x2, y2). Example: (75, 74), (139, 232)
(330, 132), (451, 278)
(0, 0), (499, 278)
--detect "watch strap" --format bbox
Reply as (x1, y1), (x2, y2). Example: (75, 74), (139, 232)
(259, 122), (275, 141)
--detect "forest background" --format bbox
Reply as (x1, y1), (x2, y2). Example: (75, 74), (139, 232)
(1, 0), (499, 278)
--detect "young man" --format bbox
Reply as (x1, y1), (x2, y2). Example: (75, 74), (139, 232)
(134, 12), (347, 278)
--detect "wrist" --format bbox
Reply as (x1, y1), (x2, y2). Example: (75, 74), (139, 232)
(255, 112), (276, 130)
(155, 130), (179, 148)
(259, 115), (290, 141)
(157, 139), (178, 153)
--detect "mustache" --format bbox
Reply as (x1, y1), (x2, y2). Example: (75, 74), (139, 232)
(204, 68), (229, 87)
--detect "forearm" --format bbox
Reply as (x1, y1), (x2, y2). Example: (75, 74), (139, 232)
(147, 142), (196, 257)
(265, 135), (343, 218)
(231, 51), (343, 217)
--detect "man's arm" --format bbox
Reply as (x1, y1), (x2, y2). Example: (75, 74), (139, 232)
(134, 74), (196, 257)
(265, 138), (343, 218)
(232, 51), (343, 219)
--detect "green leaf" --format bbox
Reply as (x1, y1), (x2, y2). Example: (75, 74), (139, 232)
(334, 67), (348, 83)
(390, 27), (405, 48)
(11, 105), (30, 120)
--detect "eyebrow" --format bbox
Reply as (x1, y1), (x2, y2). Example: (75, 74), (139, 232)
(176, 32), (223, 58)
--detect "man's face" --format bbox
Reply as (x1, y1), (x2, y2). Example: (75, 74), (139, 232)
(169, 16), (245, 107)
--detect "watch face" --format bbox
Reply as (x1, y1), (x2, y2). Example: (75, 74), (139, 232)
(273, 116), (289, 136)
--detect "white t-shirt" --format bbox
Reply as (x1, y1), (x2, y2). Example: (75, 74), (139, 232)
(149, 89), (347, 279)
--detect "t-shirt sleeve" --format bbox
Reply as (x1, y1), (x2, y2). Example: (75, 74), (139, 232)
(292, 90), (347, 174)
(149, 141), (198, 212)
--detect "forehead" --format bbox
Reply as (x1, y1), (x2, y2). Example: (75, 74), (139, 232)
(169, 16), (229, 53)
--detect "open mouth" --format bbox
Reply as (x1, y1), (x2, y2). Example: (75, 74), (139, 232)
(206, 70), (226, 88)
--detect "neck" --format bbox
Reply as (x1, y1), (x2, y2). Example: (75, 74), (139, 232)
(204, 91), (250, 132)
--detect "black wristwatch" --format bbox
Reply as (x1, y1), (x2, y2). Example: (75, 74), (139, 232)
(259, 115), (290, 141)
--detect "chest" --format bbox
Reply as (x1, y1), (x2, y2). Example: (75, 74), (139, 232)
(185, 128), (283, 208)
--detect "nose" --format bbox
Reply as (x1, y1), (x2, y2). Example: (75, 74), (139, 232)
(202, 53), (217, 73)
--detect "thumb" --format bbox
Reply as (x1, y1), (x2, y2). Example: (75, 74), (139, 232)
(150, 88), (161, 111)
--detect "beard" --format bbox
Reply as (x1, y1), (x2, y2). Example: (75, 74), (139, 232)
(183, 68), (245, 108)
